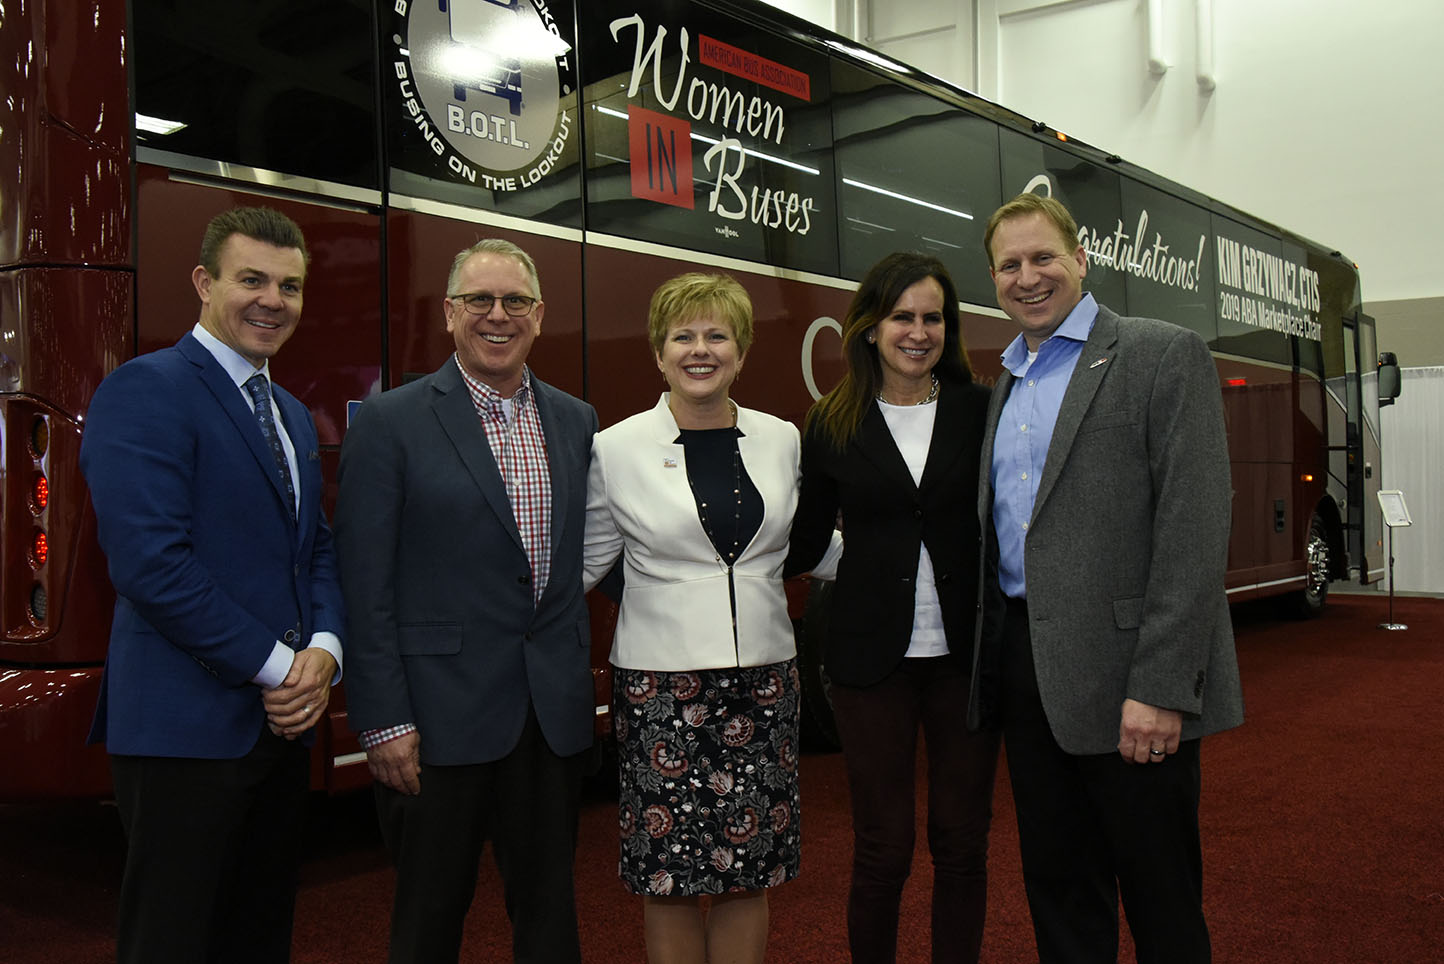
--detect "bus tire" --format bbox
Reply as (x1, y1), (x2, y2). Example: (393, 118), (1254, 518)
(1286, 512), (1330, 619)
(795, 579), (841, 752)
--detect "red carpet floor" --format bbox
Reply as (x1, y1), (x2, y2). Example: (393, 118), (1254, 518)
(3, 593), (1442, 962)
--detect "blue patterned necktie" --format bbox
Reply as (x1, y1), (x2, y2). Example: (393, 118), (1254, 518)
(243, 373), (297, 522)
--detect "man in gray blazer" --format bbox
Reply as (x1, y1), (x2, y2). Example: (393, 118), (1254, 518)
(970, 193), (1244, 964)
(335, 238), (598, 964)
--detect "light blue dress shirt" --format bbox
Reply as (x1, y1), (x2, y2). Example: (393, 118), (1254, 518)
(991, 293), (1099, 599)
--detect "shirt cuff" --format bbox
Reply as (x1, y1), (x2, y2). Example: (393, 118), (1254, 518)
(307, 631), (344, 683)
(810, 529), (845, 582)
(251, 642), (294, 688)
(360, 724), (418, 750)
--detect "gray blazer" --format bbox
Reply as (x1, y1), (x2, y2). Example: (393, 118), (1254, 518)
(335, 359), (599, 764)
(969, 303), (1244, 755)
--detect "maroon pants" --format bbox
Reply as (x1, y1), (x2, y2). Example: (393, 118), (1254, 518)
(829, 656), (1001, 964)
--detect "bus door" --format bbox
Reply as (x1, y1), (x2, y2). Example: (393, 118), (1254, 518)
(1345, 313), (1384, 583)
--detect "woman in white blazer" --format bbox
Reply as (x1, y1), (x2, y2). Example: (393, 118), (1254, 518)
(584, 273), (800, 964)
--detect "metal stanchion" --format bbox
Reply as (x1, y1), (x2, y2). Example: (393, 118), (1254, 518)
(1377, 489), (1410, 631)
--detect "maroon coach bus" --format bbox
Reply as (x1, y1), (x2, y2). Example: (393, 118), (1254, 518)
(0, 0), (1397, 798)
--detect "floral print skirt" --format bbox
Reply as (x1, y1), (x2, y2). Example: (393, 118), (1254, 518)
(613, 659), (802, 896)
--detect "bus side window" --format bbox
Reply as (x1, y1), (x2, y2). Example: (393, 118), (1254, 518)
(830, 60), (1000, 301)
(132, 0), (380, 190)
(1117, 178), (1218, 345)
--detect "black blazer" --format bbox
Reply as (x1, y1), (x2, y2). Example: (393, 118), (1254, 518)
(786, 377), (990, 688)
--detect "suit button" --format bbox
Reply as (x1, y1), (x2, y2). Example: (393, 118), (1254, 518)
(518, 574), (531, 585)
(524, 632), (533, 641)
(913, 508), (923, 519)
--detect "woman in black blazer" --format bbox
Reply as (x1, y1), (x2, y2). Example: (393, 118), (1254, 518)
(786, 253), (1000, 964)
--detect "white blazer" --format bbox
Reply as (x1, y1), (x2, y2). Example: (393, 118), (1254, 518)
(584, 394), (799, 672)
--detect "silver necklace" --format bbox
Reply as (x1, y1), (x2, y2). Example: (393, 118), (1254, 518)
(878, 374), (939, 406)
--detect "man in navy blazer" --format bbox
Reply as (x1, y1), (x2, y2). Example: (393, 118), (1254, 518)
(80, 206), (344, 964)
(335, 238), (597, 964)
(970, 193), (1244, 964)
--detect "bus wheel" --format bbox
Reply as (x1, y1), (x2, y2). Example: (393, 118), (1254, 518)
(1287, 513), (1330, 619)
(795, 579), (841, 751)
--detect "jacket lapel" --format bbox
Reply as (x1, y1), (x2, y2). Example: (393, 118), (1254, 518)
(978, 371), (1012, 526)
(855, 401), (918, 495)
(532, 376), (572, 561)
(429, 362), (526, 554)
(917, 382), (968, 493)
(1032, 307), (1121, 518)
(180, 334), (297, 529)
(272, 388), (314, 542)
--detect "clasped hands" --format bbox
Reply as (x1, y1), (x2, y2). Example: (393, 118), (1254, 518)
(263, 647), (337, 740)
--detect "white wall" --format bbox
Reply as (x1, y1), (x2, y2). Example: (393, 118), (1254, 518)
(1379, 368), (1444, 594)
(761, 0), (1444, 312)
(756, 0), (837, 31)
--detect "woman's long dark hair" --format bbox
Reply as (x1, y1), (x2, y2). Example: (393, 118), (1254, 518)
(806, 252), (974, 450)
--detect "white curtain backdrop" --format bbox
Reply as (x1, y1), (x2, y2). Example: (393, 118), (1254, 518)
(1379, 367), (1444, 593)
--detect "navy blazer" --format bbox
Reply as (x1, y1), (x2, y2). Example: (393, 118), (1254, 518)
(334, 359), (598, 765)
(787, 377), (991, 688)
(79, 332), (345, 759)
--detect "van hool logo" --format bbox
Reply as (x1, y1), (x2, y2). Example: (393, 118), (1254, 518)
(391, 0), (574, 191)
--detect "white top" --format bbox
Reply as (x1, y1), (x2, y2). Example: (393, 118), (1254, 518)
(877, 399), (947, 658)
(583, 395), (800, 671)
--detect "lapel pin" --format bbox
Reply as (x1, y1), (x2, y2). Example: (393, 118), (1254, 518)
(1089, 357), (1109, 369)
(663, 457), (678, 469)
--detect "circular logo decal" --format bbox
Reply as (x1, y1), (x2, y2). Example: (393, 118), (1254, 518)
(392, 0), (574, 184)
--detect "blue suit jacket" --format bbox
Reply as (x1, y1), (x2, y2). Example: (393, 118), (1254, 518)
(79, 332), (345, 759)
(334, 359), (598, 765)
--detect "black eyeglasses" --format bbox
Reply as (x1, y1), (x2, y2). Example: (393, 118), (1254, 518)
(448, 293), (538, 316)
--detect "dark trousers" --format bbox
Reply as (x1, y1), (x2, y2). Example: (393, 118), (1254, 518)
(829, 656), (1001, 964)
(110, 726), (309, 964)
(1001, 597), (1210, 964)
(376, 708), (587, 964)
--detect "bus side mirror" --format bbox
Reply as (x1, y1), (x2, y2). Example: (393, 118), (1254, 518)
(1378, 351), (1401, 407)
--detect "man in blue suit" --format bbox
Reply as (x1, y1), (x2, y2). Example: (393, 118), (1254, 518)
(80, 206), (344, 964)
(335, 238), (597, 964)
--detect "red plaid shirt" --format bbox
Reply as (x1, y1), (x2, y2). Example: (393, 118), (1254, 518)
(359, 358), (554, 752)
(456, 358), (553, 605)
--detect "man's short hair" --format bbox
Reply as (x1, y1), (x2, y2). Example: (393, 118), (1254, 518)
(983, 193), (1081, 268)
(447, 239), (542, 300)
(198, 207), (309, 276)
(647, 272), (754, 356)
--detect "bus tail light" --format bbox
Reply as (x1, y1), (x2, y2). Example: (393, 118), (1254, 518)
(4, 402), (74, 640)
